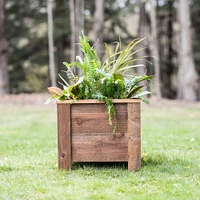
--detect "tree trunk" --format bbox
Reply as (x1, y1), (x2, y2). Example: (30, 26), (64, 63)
(93, 0), (104, 61)
(75, 0), (84, 60)
(69, 0), (76, 63)
(0, 0), (9, 94)
(69, 0), (84, 77)
(166, 0), (174, 96)
(47, 0), (57, 86)
(56, 37), (64, 78)
(137, 1), (147, 76)
(177, 0), (200, 101)
(149, 0), (162, 98)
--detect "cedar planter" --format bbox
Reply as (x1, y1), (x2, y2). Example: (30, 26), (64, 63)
(57, 99), (141, 171)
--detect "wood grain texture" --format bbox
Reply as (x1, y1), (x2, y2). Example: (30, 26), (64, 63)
(57, 100), (141, 171)
(71, 103), (127, 134)
(57, 104), (71, 170)
(71, 103), (127, 113)
(57, 99), (141, 104)
(71, 103), (129, 162)
(127, 102), (141, 171)
(72, 133), (128, 162)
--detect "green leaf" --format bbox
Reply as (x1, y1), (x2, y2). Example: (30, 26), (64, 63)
(132, 91), (151, 98)
(58, 74), (70, 87)
(117, 64), (146, 73)
(141, 97), (150, 104)
(65, 68), (77, 83)
(112, 73), (124, 82)
(104, 43), (111, 71)
(59, 95), (67, 101)
(127, 85), (145, 98)
(44, 94), (58, 104)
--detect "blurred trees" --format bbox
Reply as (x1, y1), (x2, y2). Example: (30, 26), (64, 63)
(149, 0), (161, 98)
(47, 0), (56, 86)
(0, 0), (9, 94)
(177, 0), (200, 101)
(1, 0), (200, 101)
(53, 0), (71, 74)
(93, 0), (104, 60)
(5, 0), (49, 93)
(69, 0), (84, 76)
(155, 0), (200, 100)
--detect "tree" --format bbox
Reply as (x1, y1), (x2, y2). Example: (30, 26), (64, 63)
(156, 0), (176, 98)
(69, 0), (84, 76)
(148, 0), (162, 98)
(47, 0), (56, 86)
(137, 0), (148, 76)
(166, 0), (174, 97)
(69, 0), (76, 64)
(5, 0), (49, 93)
(177, 0), (200, 101)
(93, 0), (104, 61)
(53, 0), (71, 79)
(191, 1), (200, 74)
(4, 0), (71, 93)
(0, 0), (9, 94)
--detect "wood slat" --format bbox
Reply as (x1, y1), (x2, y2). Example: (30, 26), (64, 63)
(57, 99), (141, 104)
(71, 103), (127, 134)
(71, 103), (127, 113)
(72, 134), (128, 162)
(72, 153), (128, 162)
(71, 112), (127, 134)
(127, 102), (141, 171)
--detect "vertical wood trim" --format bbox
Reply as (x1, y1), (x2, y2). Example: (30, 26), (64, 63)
(57, 103), (71, 170)
(127, 102), (141, 171)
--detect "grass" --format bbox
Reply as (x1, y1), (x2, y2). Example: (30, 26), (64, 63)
(0, 101), (200, 200)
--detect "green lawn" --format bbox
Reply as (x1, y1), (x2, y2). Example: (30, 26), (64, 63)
(0, 101), (200, 200)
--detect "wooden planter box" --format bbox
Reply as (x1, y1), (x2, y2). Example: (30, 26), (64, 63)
(57, 99), (141, 171)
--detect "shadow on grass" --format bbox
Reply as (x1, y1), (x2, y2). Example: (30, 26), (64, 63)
(72, 162), (128, 170)
(68, 154), (192, 174)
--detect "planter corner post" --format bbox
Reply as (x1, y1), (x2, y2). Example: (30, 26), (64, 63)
(57, 103), (72, 170)
(127, 102), (141, 171)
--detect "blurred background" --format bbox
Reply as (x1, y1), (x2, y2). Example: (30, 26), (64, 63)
(0, 0), (200, 101)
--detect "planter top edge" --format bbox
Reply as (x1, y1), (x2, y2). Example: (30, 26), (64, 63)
(57, 99), (141, 104)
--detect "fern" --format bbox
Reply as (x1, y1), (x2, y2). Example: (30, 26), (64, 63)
(79, 32), (101, 77)
(92, 92), (118, 133)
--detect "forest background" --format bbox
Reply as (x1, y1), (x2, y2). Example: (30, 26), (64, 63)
(0, 0), (200, 102)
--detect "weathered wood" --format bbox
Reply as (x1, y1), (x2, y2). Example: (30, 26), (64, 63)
(71, 103), (127, 113)
(57, 104), (71, 170)
(72, 133), (128, 162)
(57, 100), (141, 171)
(127, 102), (141, 171)
(71, 103), (128, 161)
(71, 103), (127, 134)
(57, 99), (141, 104)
